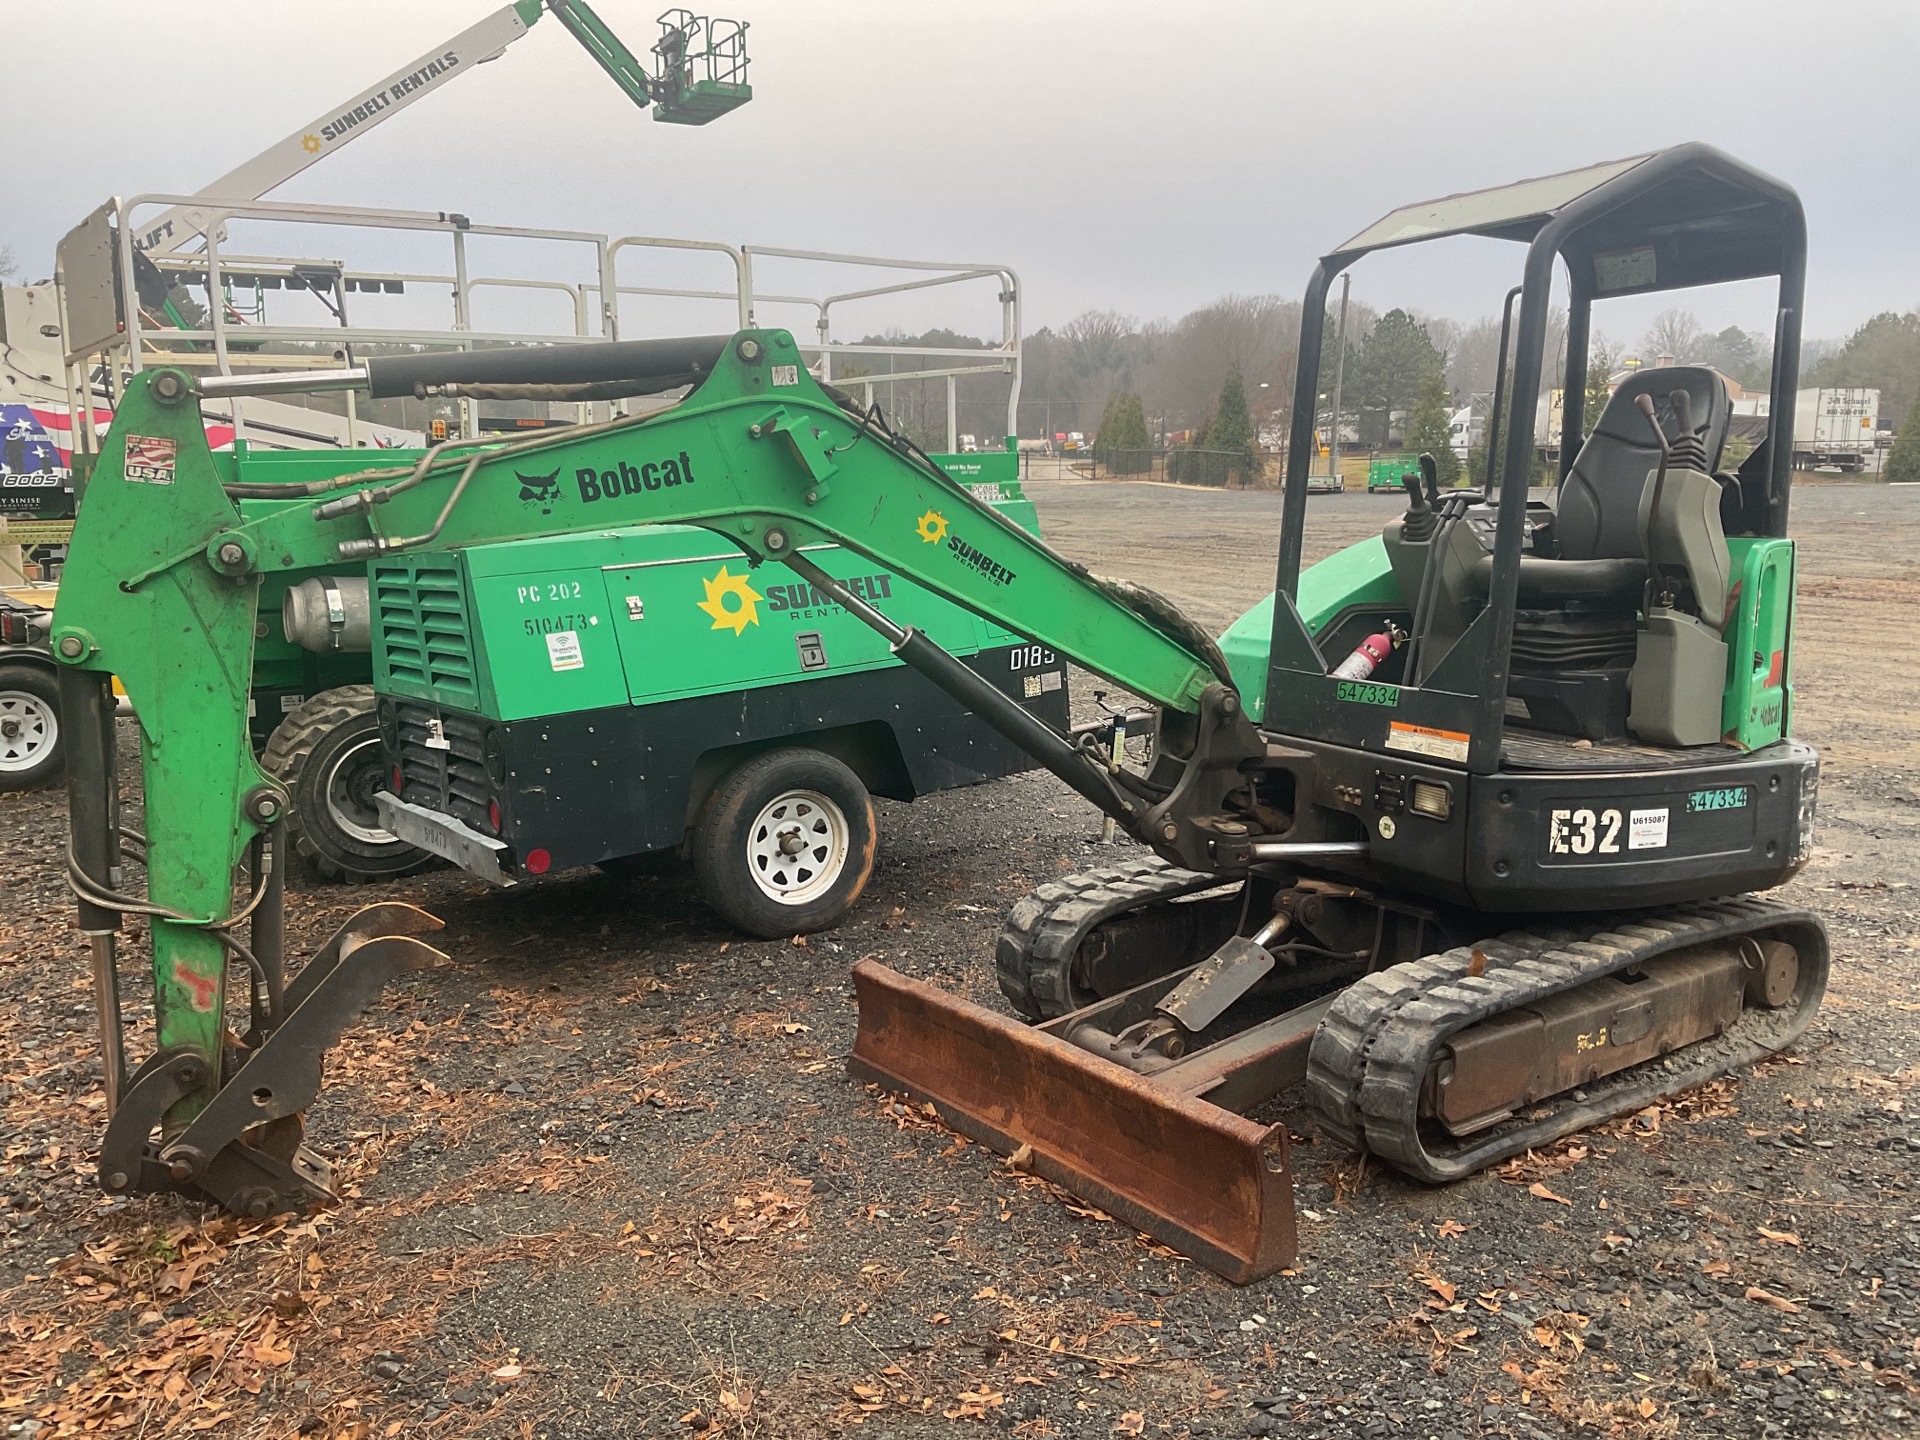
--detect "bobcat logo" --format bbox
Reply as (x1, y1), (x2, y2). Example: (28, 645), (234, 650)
(516, 467), (562, 514)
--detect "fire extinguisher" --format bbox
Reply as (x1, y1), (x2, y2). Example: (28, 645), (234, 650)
(1329, 620), (1408, 681)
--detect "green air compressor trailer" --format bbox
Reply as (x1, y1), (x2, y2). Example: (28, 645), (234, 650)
(246, 444), (1068, 936)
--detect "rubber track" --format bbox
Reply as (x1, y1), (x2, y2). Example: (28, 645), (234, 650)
(994, 856), (1228, 1020)
(1304, 896), (1829, 1183)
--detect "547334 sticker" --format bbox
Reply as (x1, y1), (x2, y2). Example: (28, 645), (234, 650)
(124, 435), (177, 484)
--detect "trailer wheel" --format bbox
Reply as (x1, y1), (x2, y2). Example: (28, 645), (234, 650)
(0, 663), (63, 791)
(692, 748), (876, 939)
(261, 685), (430, 882)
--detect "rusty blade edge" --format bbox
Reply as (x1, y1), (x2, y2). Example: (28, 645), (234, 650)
(847, 959), (1296, 1285)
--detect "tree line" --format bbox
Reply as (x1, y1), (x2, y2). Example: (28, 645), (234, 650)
(836, 294), (1920, 480)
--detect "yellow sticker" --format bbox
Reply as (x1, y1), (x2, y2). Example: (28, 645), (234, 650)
(696, 565), (762, 635)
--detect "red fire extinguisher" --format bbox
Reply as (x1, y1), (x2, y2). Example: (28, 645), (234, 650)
(1329, 621), (1407, 681)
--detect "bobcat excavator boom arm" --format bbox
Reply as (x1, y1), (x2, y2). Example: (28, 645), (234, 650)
(53, 329), (1300, 1217)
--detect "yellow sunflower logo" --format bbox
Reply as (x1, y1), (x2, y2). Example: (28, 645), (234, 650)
(696, 565), (762, 635)
(916, 509), (948, 544)
(301, 133), (322, 154)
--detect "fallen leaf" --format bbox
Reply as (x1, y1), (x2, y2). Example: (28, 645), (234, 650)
(1745, 1286), (1802, 1314)
(1758, 1226), (1802, 1247)
(1434, 1219), (1468, 1240)
(852, 1384), (884, 1400)
(1006, 1143), (1035, 1172)
(491, 1363), (523, 1380)
(1416, 1272), (1457, 1305)
(1114, 1411), (1145, 1435)
(928, 1313), (950, 1326)
(1702, 1260), (1732, 1276)
(1467, 949), (1487, 978)
(1639, 1396), (1658, 1418)
(1529, 1182), (1572, 1206)
(781, 1023), (811, 1035)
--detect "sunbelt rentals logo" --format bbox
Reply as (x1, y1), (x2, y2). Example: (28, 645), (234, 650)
(913, 508), (1016, 587)
(697, 565), (761, 636)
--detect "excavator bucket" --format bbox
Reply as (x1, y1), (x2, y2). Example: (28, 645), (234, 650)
(848, 960), (1297, 1284)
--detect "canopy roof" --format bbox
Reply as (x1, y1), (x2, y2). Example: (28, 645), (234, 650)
(1328, 145), (1803, 298)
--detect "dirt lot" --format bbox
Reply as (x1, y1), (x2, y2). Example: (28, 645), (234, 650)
(4, 481), (1919, 1440)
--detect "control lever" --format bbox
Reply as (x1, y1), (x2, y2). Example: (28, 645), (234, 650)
(1417, 451), (1441, 509)
(1666, 388), (1708, 471)
(1400, 459), (1438, 542)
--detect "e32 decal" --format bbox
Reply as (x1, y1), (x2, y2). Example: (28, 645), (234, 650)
(1548, 807), (1623, 856)
(1546, 805), (1670, 858)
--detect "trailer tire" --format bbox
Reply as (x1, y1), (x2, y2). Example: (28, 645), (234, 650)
(692, 748), (875, 939)
(262, 685), (431, 883)
(0, 662), (63, 791)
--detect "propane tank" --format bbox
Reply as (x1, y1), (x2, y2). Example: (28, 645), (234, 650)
(1329, 621), (1406, 682)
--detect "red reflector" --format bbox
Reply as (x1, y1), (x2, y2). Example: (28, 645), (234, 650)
(525, 847), (551, 875)
(488, 799), (502, 833)
(391, 766), (404, 792)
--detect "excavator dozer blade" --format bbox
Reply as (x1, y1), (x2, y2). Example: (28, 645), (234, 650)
(848, 960), (1296, 1285)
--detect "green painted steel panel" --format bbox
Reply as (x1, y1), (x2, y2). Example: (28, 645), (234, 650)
(932, 450), (1021, 495)
(377, 500), (1047, 720)
(372, 556), (482, 709)
(1720, 536), (1796, 748)
(1219, 536), (1401, 721)
(598, 544), (1000, 708)
(468, 561), (629, 719)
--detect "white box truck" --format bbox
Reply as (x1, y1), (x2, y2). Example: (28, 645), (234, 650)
(1793, 387), (1879, 472)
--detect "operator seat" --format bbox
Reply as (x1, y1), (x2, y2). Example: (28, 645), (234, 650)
(1499, 366), (1730, 606)
(1467, 368), (1731, 742)
(1558, 367), (1728, 561)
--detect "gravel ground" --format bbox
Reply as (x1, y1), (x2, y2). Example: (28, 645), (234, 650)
(2, 481), (1918, 1440)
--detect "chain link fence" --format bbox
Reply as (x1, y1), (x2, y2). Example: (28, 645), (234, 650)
(1029, 447), (1282, 487)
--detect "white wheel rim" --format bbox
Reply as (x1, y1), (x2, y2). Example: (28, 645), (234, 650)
(0, 690), (57, 772)
(323, 735), (398, 846)
(746, 788), (848, 906)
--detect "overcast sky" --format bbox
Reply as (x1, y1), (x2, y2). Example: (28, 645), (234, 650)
(9, 0), (1915, 349)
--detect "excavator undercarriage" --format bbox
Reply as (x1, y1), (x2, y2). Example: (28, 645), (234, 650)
(852, 861), (1826, 1281)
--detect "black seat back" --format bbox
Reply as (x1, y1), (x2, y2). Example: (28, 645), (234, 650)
(1557, 367), (1729, 561)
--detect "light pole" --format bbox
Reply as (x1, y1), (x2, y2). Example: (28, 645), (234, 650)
(1327, 272), (1351, 483)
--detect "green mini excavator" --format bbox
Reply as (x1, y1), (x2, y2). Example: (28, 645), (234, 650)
(55, 145), (1824, 1280)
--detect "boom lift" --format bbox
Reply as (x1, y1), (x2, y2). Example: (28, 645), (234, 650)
(133, 2), (749, 256)
(57, 147), (1825, 1277)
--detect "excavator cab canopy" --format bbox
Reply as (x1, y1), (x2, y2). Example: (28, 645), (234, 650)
(1268, 143), (1807, 772)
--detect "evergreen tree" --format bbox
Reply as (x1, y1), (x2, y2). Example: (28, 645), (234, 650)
(1888, 389), (1920, 483)
(1095, 391), (1151, 474)
(1205, 364), (1256, 478)
(1350, 309), (1444, 446)
(1401, 365), (1461, 487)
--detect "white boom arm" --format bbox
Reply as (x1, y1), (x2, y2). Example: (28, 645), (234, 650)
(134, 1), (544, 255)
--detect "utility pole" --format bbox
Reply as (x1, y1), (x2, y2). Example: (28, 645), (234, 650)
(1327, 272), (1351, 484)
